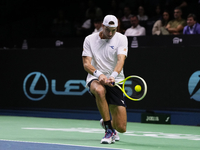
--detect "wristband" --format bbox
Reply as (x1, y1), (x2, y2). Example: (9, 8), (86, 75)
(110, 71), (118, 79)
(93, 70), (103, 78)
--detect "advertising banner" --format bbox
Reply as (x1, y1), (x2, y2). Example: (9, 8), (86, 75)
(0, 47), (200, 112)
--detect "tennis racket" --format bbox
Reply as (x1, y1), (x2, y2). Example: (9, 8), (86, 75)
(113, 75), (147, 101)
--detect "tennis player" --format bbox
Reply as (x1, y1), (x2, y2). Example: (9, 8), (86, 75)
(82, 15), (128, 144)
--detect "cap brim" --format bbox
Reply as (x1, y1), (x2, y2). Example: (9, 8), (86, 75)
(103, 24), (117, 27)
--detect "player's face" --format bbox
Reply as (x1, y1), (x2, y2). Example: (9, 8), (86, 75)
(187, 17), (196, 27)
(102, 26), (117, 39)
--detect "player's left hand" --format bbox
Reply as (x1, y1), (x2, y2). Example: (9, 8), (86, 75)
(106, 77), (115, 87)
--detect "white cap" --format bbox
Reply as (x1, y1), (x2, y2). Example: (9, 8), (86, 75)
(103, 15), (118, 27)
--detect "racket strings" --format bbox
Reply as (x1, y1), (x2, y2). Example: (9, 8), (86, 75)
(124, 77), (145, 99)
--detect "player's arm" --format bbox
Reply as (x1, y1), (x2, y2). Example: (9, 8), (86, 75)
(82, 56), (96, 75)
(107, 54), (126, 86)
(114, 54), (126, 74)
(82, 56), (108, 85)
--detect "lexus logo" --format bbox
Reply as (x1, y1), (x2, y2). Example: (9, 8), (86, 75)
(23, 72), (49, 101)
(23, 72), (88, 101)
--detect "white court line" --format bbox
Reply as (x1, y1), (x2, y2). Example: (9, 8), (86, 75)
(22, 127), (200, 141)
(0, 139), (132, 150)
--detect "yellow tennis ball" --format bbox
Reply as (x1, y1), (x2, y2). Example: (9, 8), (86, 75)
(135, 85), (141, 92)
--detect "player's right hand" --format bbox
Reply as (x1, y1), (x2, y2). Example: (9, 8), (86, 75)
(98, 74), (108, 85)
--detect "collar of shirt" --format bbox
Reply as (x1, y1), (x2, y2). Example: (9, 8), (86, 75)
(189, 23), (196, 34)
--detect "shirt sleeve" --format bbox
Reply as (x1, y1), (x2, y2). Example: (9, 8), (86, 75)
(82, 36), (92, 57)
(117, 35), (128, 57)
(124, 30), (128, 36)
(141, 27), (146, 36)
(152, 20), (161, 35)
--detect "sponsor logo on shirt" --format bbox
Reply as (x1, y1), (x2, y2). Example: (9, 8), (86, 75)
(110, 46), (114, 49)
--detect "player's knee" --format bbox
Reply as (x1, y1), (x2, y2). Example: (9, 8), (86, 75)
(93, 85), (106, 98)
(116, 124), (126, 133)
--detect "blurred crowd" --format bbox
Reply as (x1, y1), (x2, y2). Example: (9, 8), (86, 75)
(0, 0), (200, 41)
(74, 0), (200, 37)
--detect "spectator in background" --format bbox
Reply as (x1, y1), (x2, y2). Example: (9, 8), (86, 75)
(77, 8), (96, 36)
(164, 0), (188, 18)
(151, 5), (162, 22)
(183, 13), (200, 34)
(51, 9), (72, 38)
(152, 10), (170, 35)
(146, 5), (162, 35)
(137, 5), (148, 30)
(73, 2), (87, 30)
(165, 7), (186, 35)
(124, 15), (146, 36)
(92, 18), (103, 34)
(106, 0), (120, 17)
(121, 6), (133, 30)
(137, 6), (148, 21)
(85, 0), (103, 19)
(117, 18), (125, 34)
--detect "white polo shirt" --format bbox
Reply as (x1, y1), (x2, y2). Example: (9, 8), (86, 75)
(82, 32), (128, 86)
(124, 25), (146, 36)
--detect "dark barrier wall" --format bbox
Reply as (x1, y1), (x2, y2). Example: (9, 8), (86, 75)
(1, 46), (200, 112)
(2, 34), (199, 49)
(0, 49), (96, 110)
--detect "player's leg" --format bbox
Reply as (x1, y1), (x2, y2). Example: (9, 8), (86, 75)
(89, 80), (115, 144)
(89, 80), (110, 122)
(98, 85), (126, 142)
(101, 85), (127, 133)
(109, 105), (127, 133)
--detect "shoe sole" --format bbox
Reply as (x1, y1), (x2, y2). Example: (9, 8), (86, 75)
(101, 140), (115, 144)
